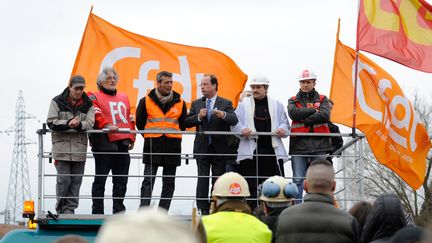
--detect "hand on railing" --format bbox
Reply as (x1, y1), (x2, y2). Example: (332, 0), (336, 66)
(241, 128), (252, 138)
(275, 128), (286, 138)
(107, 125), (119, 132)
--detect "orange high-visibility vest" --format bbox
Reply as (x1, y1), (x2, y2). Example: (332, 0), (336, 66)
(144, 97), (184, 139)
(291, 94), (330, 134)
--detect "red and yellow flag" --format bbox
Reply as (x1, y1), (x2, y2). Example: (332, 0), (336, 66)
(357, 0), (432, 73)
(330, 38), (431, 190)
(72, 13), (247, 109)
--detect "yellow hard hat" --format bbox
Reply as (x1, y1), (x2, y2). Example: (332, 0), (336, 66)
(259, 176), (298, 203)
(212, 172), (250, 197)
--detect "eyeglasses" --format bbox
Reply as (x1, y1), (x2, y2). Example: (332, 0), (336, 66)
(261, 181), (298, 199)
(105, 76), (118, 82)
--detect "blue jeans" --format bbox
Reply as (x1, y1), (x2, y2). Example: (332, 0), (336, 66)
(291, 155), (327, 203)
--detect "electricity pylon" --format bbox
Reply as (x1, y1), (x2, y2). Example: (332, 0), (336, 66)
(4, 91), (34, 224)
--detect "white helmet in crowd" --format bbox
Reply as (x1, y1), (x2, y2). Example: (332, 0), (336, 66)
(298, 69), (317, 81)
(260, 176), (298, 205)
(249, 74), (270, 86)
(212, 172), (250, 197)
(96, 208), (199, 243)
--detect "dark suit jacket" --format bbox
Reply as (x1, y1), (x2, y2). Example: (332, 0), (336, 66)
(184, 96), (238, 159)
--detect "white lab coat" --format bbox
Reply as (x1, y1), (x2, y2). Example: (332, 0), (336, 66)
(231, 96), (289, 162)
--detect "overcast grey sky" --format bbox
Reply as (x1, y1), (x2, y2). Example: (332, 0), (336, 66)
(0, 0), (431, 216)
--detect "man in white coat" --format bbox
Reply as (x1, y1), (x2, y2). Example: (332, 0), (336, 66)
(231, 75), (289, 209)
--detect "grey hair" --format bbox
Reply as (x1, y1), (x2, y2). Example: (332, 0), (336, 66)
(97, 66), (119, 88)
(156, 71), (173, 82)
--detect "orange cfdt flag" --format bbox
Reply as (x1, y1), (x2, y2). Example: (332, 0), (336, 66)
(71, 13), (247, 109)
(357, 0), (432, 73)
(330, 38), (431, 190)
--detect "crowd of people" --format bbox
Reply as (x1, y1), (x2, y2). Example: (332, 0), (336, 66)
(55, 166), (432, 243)
(47, 69), (432, 242)
(193, 165), (432, 243)
(48, 66), (339, 215)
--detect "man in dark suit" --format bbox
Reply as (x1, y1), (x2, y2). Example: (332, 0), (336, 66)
(185, 74), (238, 215)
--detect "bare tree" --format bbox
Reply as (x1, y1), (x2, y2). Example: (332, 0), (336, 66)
(340, 93), (432, 226)
(412, 92), (432, 226)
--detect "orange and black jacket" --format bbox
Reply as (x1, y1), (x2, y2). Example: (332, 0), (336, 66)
(135, 89), (187, 166)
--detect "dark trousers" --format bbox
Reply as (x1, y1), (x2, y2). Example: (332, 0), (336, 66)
(196, 145), (226, 214)
(239, 148), (281, 210)
(278, 160), (285, 177)
(226, 163), (240, 173)
(92, 152), (130, 214)
(140, 163), (177, 211)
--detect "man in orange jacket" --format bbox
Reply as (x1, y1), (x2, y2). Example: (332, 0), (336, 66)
(136, 71), (187, 211)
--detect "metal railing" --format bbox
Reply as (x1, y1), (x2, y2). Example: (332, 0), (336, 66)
(36, 126), (366, 216)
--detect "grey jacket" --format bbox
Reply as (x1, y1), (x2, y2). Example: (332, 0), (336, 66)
(276, 193), (359, 243)
(47, 88), (95, 162)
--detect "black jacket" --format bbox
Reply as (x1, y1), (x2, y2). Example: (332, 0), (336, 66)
(184, 96), (238, 160)
(135, 89), (187, 166)
(288, 89), (332, 155)
(361, 193), (406, 243)
(328, 121), (343, 154)
(254, 205), (287, 243)
(276, 193), (359, 243)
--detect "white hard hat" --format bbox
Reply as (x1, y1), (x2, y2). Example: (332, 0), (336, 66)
(298, 69), (317, 81)
(212, 172), (250, 197)
(260, 176), (298, 203)
(249, 74), (270, 86)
